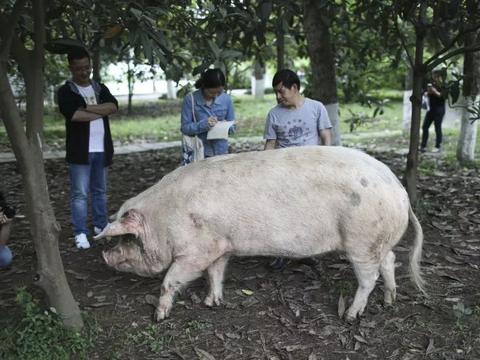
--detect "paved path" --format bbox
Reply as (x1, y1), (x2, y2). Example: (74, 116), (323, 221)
(0, 136), (266, 163)
(0, 131), (409, 163)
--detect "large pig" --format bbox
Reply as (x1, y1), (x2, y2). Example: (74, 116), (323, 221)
(95, 146), (425, 322)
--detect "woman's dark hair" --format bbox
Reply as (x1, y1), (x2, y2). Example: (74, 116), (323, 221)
(67, 47), (90, 65)
(272, 69), (300, 90)
(194, 68), (226, 89)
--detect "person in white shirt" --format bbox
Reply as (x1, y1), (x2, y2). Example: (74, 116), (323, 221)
(58, 48), (118, 249)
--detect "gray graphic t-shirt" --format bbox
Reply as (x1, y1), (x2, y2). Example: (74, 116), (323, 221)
(263, 98), (332, 148)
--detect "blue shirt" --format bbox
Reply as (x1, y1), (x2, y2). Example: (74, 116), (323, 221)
(181, 90), (236, 157)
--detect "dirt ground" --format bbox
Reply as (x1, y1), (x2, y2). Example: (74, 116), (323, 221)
(0, 144), (479, 360)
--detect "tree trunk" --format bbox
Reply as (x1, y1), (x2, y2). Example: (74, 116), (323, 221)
(276, 18), (285, 71)
(303, 0), (341, 145)
(0, 0), (83, 329)
(457, 95), (479, 163)
(404, 5), (427, 205)
(252, 61), (265, 100)
(402, 64), (414, 133)
(457, 30), (480, 164)
(127, 63), (134, 116)
(166, 79), (177, 99)
(92, 47), (101, 83)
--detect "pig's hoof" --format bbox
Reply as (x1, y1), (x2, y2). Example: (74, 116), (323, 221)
(344, 307), (362, 323)
(344, 313), (357, 324)
(204, 295), (222, 307)
(154, 306), (169, 321)
(384, 288), (396, 305)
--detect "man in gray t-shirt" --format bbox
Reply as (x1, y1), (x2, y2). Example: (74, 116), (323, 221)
(264, 69), (332, 150)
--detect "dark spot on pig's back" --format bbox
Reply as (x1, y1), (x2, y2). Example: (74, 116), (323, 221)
(360, 177), (368, 187)
(349, 192), (361, 207)
(189, 213), (202, 228)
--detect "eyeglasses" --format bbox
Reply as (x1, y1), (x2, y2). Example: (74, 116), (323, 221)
(70, 65), (92, 73)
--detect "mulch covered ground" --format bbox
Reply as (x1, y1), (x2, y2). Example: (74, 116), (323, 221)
(0, 143), (479, 360)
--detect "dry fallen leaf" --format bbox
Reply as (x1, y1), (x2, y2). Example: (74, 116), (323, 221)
(241, 289), (254, 296)
(338, 293), (346, 318)
(194, 347), (216, 360)
(354, 334), (369, 344)
(145, 294), (157, 307)
(425, 338), (435, 355)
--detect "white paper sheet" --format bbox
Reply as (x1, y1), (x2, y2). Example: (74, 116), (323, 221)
(207, 121), (235, 140)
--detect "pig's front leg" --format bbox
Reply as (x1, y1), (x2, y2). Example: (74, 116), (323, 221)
(155, 260), (204, 321)
(205, 255), (230, 307)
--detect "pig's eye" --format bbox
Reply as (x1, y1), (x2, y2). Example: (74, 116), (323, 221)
(122, 234), (136, 243)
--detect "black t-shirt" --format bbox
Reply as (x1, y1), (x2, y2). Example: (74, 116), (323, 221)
(427, 83), (446, 111)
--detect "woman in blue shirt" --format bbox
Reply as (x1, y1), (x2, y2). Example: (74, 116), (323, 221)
(181, 68), (236, 159)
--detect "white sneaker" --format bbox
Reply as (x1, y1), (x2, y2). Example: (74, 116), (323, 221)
(75, 233), (90, 249)
(431, 147), (441, 153)
(94, 226), (103, 236)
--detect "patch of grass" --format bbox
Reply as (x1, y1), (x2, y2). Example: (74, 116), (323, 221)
(453, 303), (480, 331)
(0, 287), (95, 360)
(126, 323), (173, 354)
(2, 94), (479, 167)
(418, 158), (439, 176)
(340, 100), (403, 134)
(185, 319), (209, 334)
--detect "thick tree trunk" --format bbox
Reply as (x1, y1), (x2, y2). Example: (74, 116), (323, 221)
(252, 61), (265, 100)
(127, 65), (134, 116)
(303, 0), (341, 145)
(92, 48), (101, 83)
(166, 79), (177, 99)
(457, 95), (479, 163)
(276, 20), (285, 71)
(0, 0), (83, 329)
(404, 6), (427, 205)
(457, 30), (480, 164)
(402, 64), (414, 133)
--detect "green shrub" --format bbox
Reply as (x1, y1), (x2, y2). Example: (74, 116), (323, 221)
(0, 288), (94, 360)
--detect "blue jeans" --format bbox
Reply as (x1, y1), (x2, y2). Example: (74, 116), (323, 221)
(0, 245), (12, 268)
(69, 152), (108, 236)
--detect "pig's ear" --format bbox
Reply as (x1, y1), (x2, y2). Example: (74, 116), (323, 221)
(94, 209), (144, 239)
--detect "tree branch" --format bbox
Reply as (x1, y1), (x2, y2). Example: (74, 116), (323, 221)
(425, 23), (480, 68)
(393, 8), (414, 67)
(32, 0), (46, 59)
(0, 0), (27, 60)
(427, 43), (480, 71)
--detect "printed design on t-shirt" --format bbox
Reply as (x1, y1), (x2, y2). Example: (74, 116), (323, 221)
(279, 118), (310, 143)
(82, 95), (96, 105)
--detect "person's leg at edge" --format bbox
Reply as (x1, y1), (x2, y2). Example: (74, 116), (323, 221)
(69, 162), (91, 236)
(433, 111), (445, 149)
(90, 152), (108, 232)
(421, 112), (434, 150)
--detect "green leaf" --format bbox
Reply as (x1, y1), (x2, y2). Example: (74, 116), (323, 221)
(207, 40), (221, 57)
(130, 8), (143, 20)
(219, 49), (243, 60)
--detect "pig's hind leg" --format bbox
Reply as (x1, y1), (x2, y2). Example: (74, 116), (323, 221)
(380, 251), (396, 305)
(205, 255), (230, 307)
(345, 258), (380, 322)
